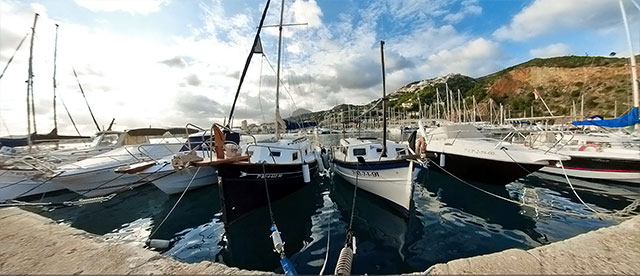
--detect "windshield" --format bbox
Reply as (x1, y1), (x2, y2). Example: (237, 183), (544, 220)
(91, 133), (120, 147)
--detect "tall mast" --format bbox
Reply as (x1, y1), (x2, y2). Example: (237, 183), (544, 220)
(26, 13), (39, 149)
(274, 0), (285, 139)
(53, 24), (59, 131)
(380, 40), (387, 157)
(620, 0), (639, 110)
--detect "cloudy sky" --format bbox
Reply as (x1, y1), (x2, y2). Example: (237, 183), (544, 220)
(0, 0), (637, 135)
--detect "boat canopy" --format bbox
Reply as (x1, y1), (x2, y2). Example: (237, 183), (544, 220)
(125, 127), (199, 137)
(284, 119), (317, 130)
(572, 107), (639, 127)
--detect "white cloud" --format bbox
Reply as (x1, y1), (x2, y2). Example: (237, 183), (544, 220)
(529, 43), (571, 58)
(494, 0), (621, 41)
(74, 0), (170, 15)
(424, 38), (503, 77)
(443, 0), (482, 24)
(291, 0), (323, 28)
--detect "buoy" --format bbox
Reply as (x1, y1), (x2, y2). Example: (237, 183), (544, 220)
(439, 153), (446, 167)
(334, 246), (354, 276)
(146, 239), (171, 249)
(302, 163), (311, 183)
(271, 227), (285, 254)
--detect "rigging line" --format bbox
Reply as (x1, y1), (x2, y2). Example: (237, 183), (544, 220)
(227, 0), (272, 125)
(0, 32), (29, 81)
(259, 55), (267, 124)
(0, 113), (12, 136)
(348, 162), (359, 230)
(72, 67), (101, 132)
(262, 55), (299, 112)
(149, 166), (201, 238)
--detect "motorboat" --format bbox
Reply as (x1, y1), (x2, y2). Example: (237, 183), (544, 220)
(417, 123), (569, 185)
(131, 131), (219, 195)
(331, 137), (414, 215)
(49, 128), (193, 197)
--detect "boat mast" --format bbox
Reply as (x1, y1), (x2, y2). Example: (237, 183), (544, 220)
(53, 24), (59, 132)
(26, 13), (39, 149)
(274, 0), (285, 140)
(619, 0), (640, 115)
(380, 40), (387, 157)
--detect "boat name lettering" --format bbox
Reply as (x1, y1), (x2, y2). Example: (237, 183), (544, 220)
(351, 170), (379, 177)
(239, 171), (283, 179)
(464, 148), (495, 155)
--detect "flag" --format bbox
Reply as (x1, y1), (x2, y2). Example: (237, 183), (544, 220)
(533, 89), (540, 100)
(253, 36), (263, 54)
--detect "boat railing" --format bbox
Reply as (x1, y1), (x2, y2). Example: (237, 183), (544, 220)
(17, 155), (56, 174)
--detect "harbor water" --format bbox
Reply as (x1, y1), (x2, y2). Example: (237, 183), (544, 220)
(25, 133), (640, 274)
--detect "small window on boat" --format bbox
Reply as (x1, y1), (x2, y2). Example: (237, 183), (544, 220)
(353, 148), (366, 156)
(376, 148), (382, 153)
(270, 151), (281, 157)
(292, 152), (298, 161)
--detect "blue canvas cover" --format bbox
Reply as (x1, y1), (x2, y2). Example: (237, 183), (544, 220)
(572, 107), (639, 127)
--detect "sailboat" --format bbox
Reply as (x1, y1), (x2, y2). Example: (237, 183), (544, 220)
(331, 41), (415, 215)
(532, 1), (640, 185)
(212, 0), (318, 224)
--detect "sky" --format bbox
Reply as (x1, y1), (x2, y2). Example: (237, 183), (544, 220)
(0, 0), (638, 135)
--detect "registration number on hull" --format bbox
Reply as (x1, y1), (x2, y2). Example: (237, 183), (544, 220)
(351, 170), (380, 177)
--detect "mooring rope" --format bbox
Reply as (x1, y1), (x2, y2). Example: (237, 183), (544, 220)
(427, 158), (633, 221)
(148, 166), (201, 238)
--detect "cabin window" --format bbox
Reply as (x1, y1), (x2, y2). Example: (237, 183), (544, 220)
(99, 134), (120, 147)
(292, 152), (298, 161)
(353, 148), (366, 156)
(376, 148), (382, 153)
(270, 151), (281, 157)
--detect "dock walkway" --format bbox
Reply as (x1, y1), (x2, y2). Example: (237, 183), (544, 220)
(425, 215), (640, 274)
(0, 207), (638, 274)
(0, 207), (267, 275)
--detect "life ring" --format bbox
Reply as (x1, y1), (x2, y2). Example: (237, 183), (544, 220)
(416, 137), (426, 154)
(578, 143), (602, 152)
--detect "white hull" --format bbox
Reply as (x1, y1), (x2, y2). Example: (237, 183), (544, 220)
(0, 170), (65, 201)
(333, 161), (414, 212)
(147, 166), (218, 195)
(53, 166), (147, 197)
(540, 166), (640, 184)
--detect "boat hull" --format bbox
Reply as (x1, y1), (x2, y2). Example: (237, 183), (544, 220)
(540, 156), (640, 184)
(0, 170), (64, 201)
(53, 166), (147, 197)
(217, 160), (318, 224)
(333, 159), (413, 215)
(427, 151), (545, 185)
(148, 166), (218, 194)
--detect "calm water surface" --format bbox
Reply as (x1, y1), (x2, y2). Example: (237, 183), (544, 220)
(28, 133), (640, 274)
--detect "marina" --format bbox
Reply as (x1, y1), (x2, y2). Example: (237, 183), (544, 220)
(2, 0), (640, 274)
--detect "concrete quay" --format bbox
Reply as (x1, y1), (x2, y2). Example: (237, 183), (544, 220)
(0, 206), (638, 275)
(0, 207), (268, 275)
(425, 215), (640, 274)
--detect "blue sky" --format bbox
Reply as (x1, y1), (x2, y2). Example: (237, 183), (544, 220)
(0, 0), (636, 134)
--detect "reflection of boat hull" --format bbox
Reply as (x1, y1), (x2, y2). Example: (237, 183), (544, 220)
(148, 166), (218, 194)
(540, 156), (640, 184)
(217, 161), (317, 224)
(0, 170), (64, 201)
(427, 151), (545, 185)
(333, 159), (413, 215)
(54, 166), (147, 197)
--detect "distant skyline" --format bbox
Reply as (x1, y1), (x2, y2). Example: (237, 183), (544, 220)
(0, 0), (637, 135)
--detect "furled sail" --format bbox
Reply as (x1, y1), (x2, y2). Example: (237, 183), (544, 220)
(572, 107), (639, 127)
